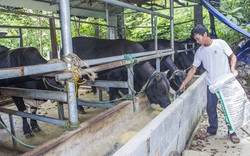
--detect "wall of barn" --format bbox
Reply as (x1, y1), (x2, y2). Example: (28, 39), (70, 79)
(113, 73), (207, 156)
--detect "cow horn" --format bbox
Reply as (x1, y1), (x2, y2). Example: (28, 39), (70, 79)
(164, 70), (170, 75)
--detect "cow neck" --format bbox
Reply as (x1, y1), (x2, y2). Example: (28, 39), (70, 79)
(137, 61), (156, 85)
(138, 70), (157, 93)
(137, 62), (158, 93)
(164, 57), (178, 74)
(169, 69), (179, 79)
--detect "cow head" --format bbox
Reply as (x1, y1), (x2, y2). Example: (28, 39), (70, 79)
(145, 72), (171, 108)
(40, 77), (65, 91)
(167, 70), (187, 91)
(28, 75), (65, 92)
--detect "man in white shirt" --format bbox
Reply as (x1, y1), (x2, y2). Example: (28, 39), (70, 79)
(179, 24), (239, 143)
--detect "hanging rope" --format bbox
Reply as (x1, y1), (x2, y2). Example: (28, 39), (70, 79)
(62, 53), (98, 102)
(42, 78), (67, 91)
(124, 54), (139, 65)
(169, 69), (183, 88)
(64, 120), (80, 131)
(63, 53), (97, 82)
(139, 71), (157, 93)
(169, 69), (180, 80)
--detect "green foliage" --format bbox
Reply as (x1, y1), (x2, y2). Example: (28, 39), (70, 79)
(216, 0), (250, 45)
(0, 0), (249, 55)
(0, 10), (54, 58)
(125, 0), (250, 45)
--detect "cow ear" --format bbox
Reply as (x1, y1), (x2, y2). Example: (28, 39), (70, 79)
(164, 70), (169, 75)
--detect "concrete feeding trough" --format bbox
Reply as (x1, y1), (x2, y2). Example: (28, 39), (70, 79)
(19, 74), (205, 156)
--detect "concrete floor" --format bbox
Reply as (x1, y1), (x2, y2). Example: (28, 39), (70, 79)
(183, 104), (250, 156)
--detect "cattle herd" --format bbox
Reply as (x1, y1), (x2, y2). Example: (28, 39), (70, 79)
(0, 37), (199, 138)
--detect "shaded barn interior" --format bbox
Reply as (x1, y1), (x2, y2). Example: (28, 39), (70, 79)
(0, 0), (202, 155)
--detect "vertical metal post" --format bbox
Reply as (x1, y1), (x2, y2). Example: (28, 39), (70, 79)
(151, 14), (154, 39)
(94, 24), (99, 38)
(192, 42), (195, 53)
(170, 0), (174, 61)
(60, 0), (79, 130)
(105, 3), (110, 39)
(108, 15), (116, 39)
(9, 114), (16, 148)
(127, 66), (136, 111)
(150, 3), (154, 40)
(121, 7), (126, 39)
(57, 102), (65, 120)
(154, 16), (160, 72)
(98, 90), (103, 101)
(18, 28), (23, 47)
(127, 66), (134, 95)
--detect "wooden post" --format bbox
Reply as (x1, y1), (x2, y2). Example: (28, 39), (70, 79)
(49, 18), (58, 58)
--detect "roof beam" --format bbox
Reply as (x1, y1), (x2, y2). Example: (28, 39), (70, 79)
(98, 0), (173, 19)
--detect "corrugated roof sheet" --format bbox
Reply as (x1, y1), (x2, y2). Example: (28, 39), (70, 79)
(0, 0), (198, 19)
(0, 0), (123, 19)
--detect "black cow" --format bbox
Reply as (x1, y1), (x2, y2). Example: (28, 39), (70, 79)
(139, 39), (187, 91)
(141, 39), (204, 75)
(0, 45), (9, 52)
(0, 47), (64, 138)
(69, 37), (171, 108)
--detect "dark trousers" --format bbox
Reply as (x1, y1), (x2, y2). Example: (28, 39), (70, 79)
(207, 86), (218, 134)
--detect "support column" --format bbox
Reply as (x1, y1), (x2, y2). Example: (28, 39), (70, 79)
(109, 14), (117, 39)
(170, 0), (174, 61)
(194, 4), (203, 26)
(18, 28), (23, 47)
(121, 7), (126, 39)
(105, 3), (110, 39)
(154, 16), (160, 72)
(59, 0), (79, 130)
(94, 24), (99, 38)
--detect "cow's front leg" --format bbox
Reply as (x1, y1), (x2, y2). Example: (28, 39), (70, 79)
(22, 117), (34, 138)
(30, 106), (41, 133)
(12, 96), (34, 138)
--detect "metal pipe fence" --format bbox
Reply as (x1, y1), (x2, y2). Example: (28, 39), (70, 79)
(0, 0), (196, 140)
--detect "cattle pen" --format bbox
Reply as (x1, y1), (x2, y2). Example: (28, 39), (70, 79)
(0, 0), (206, 155)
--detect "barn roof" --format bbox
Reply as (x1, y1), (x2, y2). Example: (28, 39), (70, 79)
(0, 0), (153, 19)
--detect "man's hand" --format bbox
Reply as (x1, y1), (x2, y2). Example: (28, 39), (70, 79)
(179, 82), (186, 92)
(231, 68), (238, 76)
(179, 66), (197, 92)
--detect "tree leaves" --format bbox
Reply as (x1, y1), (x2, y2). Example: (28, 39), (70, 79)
(0, 0), (249, 54)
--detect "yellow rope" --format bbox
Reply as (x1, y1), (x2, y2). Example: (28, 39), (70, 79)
(62, 53), (97, 102)
(71, 70), (87, 103)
